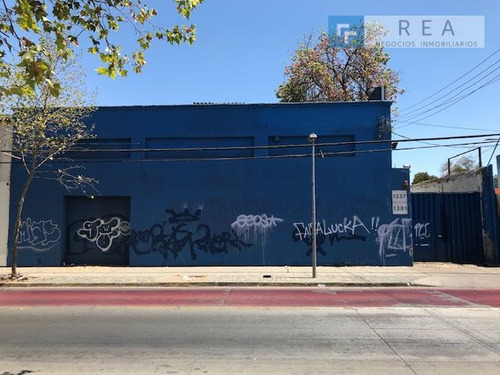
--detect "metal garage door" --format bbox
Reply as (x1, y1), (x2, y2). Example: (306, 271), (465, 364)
(66, 196), (130, 265)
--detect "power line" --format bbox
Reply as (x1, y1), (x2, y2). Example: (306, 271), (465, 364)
(394, 121), (493, 132)
(398, 71), (500, 124)
(2, 139), (498, 165)
(399, 48), (500, 114)
(397, 74), (500, 125)
(3, 132), (500, 155)
(398, 57), (500, 120)
(396, 75), (500, 128)
(394, 49), (500, 129)
(321, 140), (497, 158)
(393, 131), (497, 154)
(487, 137), (500, 166)
(392, 130), (440, 147)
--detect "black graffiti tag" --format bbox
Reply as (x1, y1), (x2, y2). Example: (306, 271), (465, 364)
(131, 208), (253, 260)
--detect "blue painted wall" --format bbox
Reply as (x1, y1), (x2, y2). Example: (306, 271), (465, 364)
(8, 102), (412, 266)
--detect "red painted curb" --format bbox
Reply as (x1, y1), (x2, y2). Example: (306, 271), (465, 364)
(0, 288), (499, 308)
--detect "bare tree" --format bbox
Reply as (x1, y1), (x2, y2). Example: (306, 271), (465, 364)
(440, 155), (477, 177)
(1, 39), (97, 278)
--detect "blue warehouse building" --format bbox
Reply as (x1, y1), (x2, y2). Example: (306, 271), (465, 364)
(7, 102), (413, 267)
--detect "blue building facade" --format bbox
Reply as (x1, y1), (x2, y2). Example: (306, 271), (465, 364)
(8, 102), (413, 266)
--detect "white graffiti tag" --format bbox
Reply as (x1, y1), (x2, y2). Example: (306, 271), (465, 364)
(376, 218), (412, 263)
(292, 215), (413, 264)
(231, 213), (283, 265)
(19, 218), (61, 252)
(77, 217), (131, 252)
(414, 222), (431, 240)
(231, 214), (283, 237)
(293, 216), (370, 241)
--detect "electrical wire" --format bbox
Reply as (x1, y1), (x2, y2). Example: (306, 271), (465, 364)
(487, 137), (500, 166)
(397, 58), (500, 120)
(3, 132), (499, 154)
(393, 49), (500, 129)
(398, 72), (500, 124)
(396, 75), (500, 128)
(399, 48), (500, 114)
(394, 131), (495, 151)
(393, 121), (493, 132)
(1, 139), (498, 165)
(392, 130), (440, 147)
(398, 74), (500, 125)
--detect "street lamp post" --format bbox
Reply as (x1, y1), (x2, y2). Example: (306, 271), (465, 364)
(309, 133), (317, 278)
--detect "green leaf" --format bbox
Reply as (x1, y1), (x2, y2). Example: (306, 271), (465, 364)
(49, 83), (61, 97)
(96, 67), (108, 75)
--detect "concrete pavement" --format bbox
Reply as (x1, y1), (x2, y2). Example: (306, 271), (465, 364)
(1, 262), (500, 288)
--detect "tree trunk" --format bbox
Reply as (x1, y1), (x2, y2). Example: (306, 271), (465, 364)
(10, 170), (35, 277)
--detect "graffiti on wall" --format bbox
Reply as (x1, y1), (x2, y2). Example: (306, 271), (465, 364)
(131, 208), (253, 260)
(68, 213), (130, 256)
(293, 215), (412, 262)
(293, 216), (371, 241)
(414, 222), (431, 241)
(231, 213), (283, 265)
(413, 221), (432, 250)
(292, 216), (370, 256)
(18, 217), (61, 251)
(231, 214), (283, 243)
(376, 218), (412, 264)
(77, 217), (131, 252)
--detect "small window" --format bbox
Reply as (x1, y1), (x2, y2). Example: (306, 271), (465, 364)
(145, 137), (254, 159)
(66, 138), (131, 159)
(268, 135), (354, 157)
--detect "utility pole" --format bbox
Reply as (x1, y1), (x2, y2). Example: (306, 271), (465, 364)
(309, 133), (317, 278)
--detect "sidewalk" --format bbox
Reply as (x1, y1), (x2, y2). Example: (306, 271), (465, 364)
(1, 263), (500, 288)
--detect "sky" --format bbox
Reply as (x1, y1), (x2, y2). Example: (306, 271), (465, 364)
(80, 0), (500, 178)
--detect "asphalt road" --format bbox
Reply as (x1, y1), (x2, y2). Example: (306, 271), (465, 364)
(0, 288), (499, 374)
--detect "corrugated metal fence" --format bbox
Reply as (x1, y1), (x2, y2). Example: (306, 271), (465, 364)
(412, 193), (484, 264)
